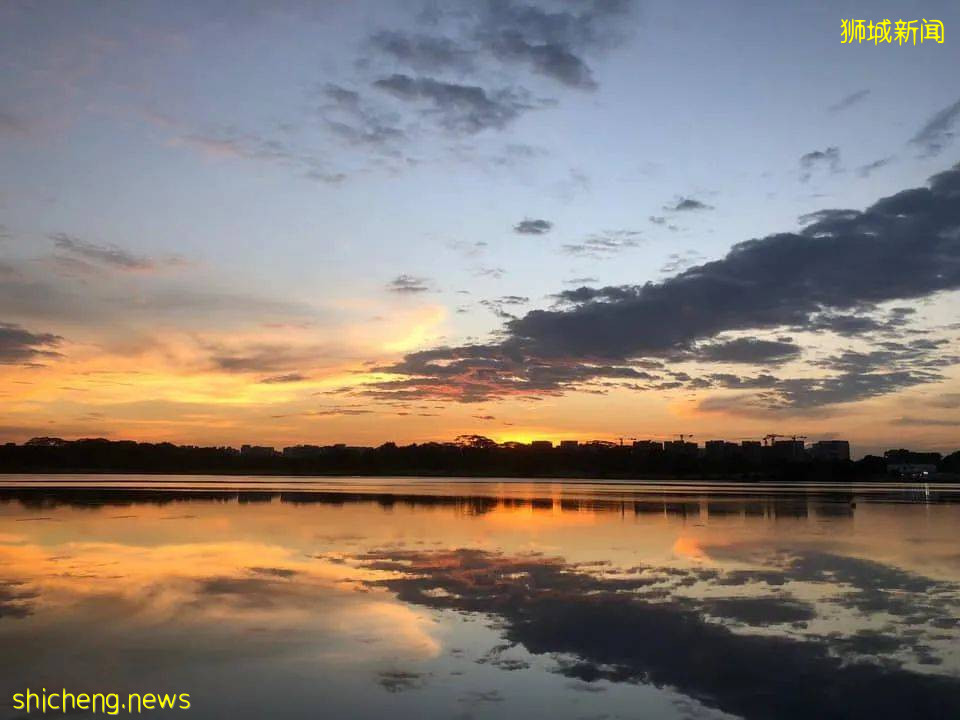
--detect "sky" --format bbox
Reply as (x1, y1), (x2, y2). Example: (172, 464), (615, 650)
(1, 0), (959, 456)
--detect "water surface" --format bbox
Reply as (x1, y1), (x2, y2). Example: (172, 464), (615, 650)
(1, 476), (959, 719)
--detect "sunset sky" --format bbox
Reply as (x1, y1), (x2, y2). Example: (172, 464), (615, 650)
(1, 0), (959, 456)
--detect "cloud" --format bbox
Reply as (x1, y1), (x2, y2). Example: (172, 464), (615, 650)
(387, 274), (432, 293)
(665, 198), (713, 212)
(514, 218), (552, 234)
(474, 0), (636, 88)
(0, 322), (63, 364)
(376, 670), (429, 693)
(473, 266), (506, 279)
(799, 147), (841, 182)
(353, 343), (658, 402)
(175, 130), (346, 184)
(910, 97), (960, 157)
(893, 416), (960, 427)
(0, 579), (36, 619)
(366, 1), (637, 91)
(693, 338), (801, 365)
(359, 164), (960, 405)
(355, 547), (960, 720)
(659, 250), (705, 274)
(259, 373), (308, 384)
(486, 29), (596, 89)
(562, 230), (642, 257)
(50, 234), (164, 271)
(698, 338), (960, 413)
(857, 156), (894, 178)
(480, 295), (529, 319)
(373, 74), (535, 134)
(205, 343), (335, 374)
(805, 306), (915, 337)
(828, 89), (870, 113)
(369, 31), (475, 73)
(319, 83), (407, 150)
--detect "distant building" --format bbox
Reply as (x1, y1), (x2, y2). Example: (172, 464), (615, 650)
(530, 440), (554, 450)
(632, 440), (663, 453)
(559, 440), (579, 449)
(809, 440), (850, 462)
(705, 440), (739, 457)
(25, 436), (68, 447)
(283, 445), (324, 458)
(240, 444), (278, 457)
(740, 440), (762, 460)
(663, 440), (698, 457)
(884, 449), (940, 478)
(771, 440), (806, 461)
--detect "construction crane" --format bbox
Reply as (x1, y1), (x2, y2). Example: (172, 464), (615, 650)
(763, 433), (783, 446)
(675, 433), (694, 443)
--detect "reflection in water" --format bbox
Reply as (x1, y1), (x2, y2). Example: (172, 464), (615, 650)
(1, 479), (959, 719)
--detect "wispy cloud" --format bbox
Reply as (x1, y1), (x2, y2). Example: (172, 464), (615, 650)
(387, 275), (432, 293)
(910, 97), (960, 157)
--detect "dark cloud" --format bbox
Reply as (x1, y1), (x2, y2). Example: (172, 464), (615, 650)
(354, 343), (658, 402)
(553, 284), (641, 305)
(355, 547), (960, 720)
(480, 296), (528, 319)
(475, 0), (635, 86)
(373, 74), (534, 134)
(387, 274), (431, 293)
(259, 373), (308, 384)
(701, 596), (815, 626)
(376, 670), (428, 693)
(0, 322), (63, 364)
(563, 276), (598, 285)
(369, 31), (475, 73)
(247, 566), (299, 578)
(367, 1), (636, 91)
(51, 233), (161, 271)
(514, 218), (553, 234)
(706, 372), (779, 389)
(507, 165), (960, 359)
(358, 165), (960, 406)
(801, 307), (917, 337)
(486, 29), (596, 89)
(910, 97), (960, 157)
(799, 146), (841, 182)
(665, 198), (712, 212)
(693, 338), (801, 365)
(828, 89), (870, 113)
(0, 580), (37, 619)
(697, 338), (960, 413)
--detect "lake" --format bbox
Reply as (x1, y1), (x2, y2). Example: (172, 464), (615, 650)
(1, 476), (959, 719)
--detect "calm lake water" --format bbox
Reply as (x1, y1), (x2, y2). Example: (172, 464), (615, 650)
(1, 476), (959, 719)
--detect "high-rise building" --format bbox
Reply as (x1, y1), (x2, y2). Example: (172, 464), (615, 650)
(809, 440), (851, 462)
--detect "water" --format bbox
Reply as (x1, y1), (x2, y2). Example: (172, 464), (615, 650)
(1, 476), (959, 719)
